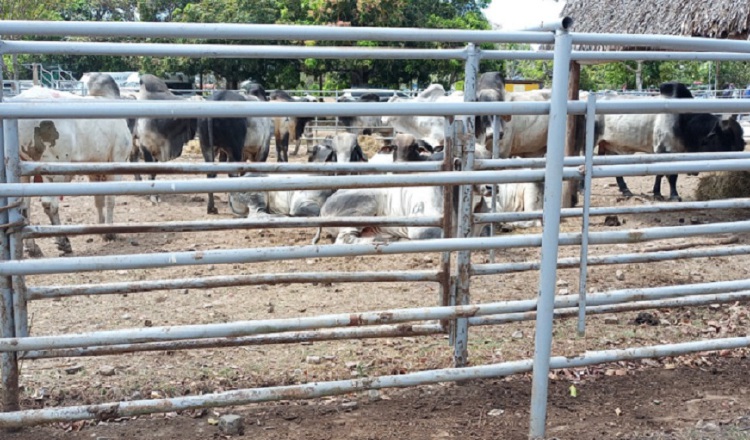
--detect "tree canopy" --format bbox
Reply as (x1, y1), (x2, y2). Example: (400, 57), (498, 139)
(4, 0), (748, 93)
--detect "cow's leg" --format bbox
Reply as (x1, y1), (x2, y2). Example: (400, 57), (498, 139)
(94, 174), (118, 241)
(129, 141), (143, 181)
(666, 174), (681, 202)
(202, 143), (219, 214)
(616, 176), (633, 197)
(21, 195), (43, 258)
(652, 175), (665, 201)
(140, 147), (160, 204)
(40, 179), (72, 254)
(277, 132), (289, 163)
(292, 137), (303, 156)
(334, 228), (377, 245)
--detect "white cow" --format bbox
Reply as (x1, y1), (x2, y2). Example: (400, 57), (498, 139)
(9, 85), (132, 257)
(381, 84), (473, 148)
(484, 181), (544, 229)
(312, 186), (488, 245)
(229, 178), (334, 218)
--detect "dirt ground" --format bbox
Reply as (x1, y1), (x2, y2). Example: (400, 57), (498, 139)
(3, 145), (750, 439)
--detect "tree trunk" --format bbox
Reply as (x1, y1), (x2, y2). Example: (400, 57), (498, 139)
(635, 60), (643, 91)
(563, 61), (581, 209)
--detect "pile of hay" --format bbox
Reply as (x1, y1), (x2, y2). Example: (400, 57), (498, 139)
(694, 171), (750, 200)
(184, 139), (201, 155)
(357, 133), (386, 157)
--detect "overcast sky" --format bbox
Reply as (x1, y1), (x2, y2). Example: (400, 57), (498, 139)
(483, 0), (566, 30)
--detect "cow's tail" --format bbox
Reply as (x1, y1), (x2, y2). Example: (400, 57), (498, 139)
(257, 126), (272, 162)
(312, 227), (323, 245)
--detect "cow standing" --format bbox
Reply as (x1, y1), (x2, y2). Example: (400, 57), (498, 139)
(130, 74), (198, 201)
(198, 90), (272, 214)
(9, 80), (131, 256)
(270, 90), (315, 161)
(593, 82), (746, 201)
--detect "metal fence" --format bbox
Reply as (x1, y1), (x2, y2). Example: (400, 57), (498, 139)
(2, 18), (750, 439)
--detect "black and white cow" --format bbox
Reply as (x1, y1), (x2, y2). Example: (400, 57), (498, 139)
(370, 133), (441, 163)
(593, 82), (746, 201)
(198, 90), (273, 214)
(130, 74), (199, 195)
(227, 133), (368, 218)
(475, 71), (507, 147)
(319, 132), (369, 164)
(337, 92), (383, 135)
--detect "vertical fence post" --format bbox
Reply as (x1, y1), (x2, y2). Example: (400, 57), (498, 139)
(3, 119), (28, 339)
(528, 27), (573, 439)
(452, 42), (479, 367)
(488, 115), (501, 264)
(0, 65), (20, 417)
(577, 93), (597, 336)
(440, 111), (456, 335)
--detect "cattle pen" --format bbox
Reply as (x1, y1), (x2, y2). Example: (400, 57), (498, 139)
(2, 19), (750, 439)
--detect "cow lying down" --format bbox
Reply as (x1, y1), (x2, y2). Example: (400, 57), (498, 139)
(483, 180), (544, 230)
(312, 186), (489, 245)
(228, 136), (367, 217)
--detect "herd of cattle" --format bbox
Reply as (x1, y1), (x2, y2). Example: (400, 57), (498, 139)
(6, 71), (746, 256)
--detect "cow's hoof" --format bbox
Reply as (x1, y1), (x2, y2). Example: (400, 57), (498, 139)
(26, 245), (44, 259)
(653, 194), (665, 202)
(207, 207), (218, 215)
(621, 190), (634, 198)
(669, 195), (682, 202)
(103, 233), (117, 242)
(57, 240), (73, 254)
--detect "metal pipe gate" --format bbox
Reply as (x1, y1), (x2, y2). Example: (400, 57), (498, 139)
(2, 18), (750, 439)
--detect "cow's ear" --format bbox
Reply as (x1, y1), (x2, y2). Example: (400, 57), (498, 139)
(379, 145), (396, 154)
(730, 114), (739, 121)
(417, 140), (434, 153)
(433, 145), (444, 153)
(501, 115), (512, 122)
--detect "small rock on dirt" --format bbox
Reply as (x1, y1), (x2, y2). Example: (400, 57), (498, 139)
(615, 269), (625, 281)
(511, 331), (523, 339)
(367, 389), (381, 402)
(306, 355), (322, 364)
(556, 279), (568, 287)
(219, 414), (244, 435)
(98, 365), (116, 377)
(604, 316), (619, 325)
(604, 215), (621, 227)
(558, 288), (569, 295)
(342, 401), (359, 411)
(488, 409), (505, 416)
(64, 365), (83, 375)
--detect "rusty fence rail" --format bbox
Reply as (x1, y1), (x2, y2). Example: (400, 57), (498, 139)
(2, 18), (750, 439)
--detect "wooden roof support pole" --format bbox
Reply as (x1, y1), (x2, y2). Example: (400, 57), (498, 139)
(563, 60), (581, 208)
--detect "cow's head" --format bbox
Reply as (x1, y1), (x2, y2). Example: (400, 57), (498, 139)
(308, 144), (337, 163)
(330, 132), (368, 163)
(384, 134), (434, 162)
(659, 82), (693, 99)
(228, 173), (269, 218)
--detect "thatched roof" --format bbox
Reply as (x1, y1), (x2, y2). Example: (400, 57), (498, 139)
(561, 0), (750, 48)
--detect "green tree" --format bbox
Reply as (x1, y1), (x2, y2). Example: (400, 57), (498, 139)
(296, 0), (502, 89)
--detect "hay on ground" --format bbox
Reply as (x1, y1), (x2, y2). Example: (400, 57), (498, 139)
(357, 133), (386, 158)
(694, 171), (750, 201)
